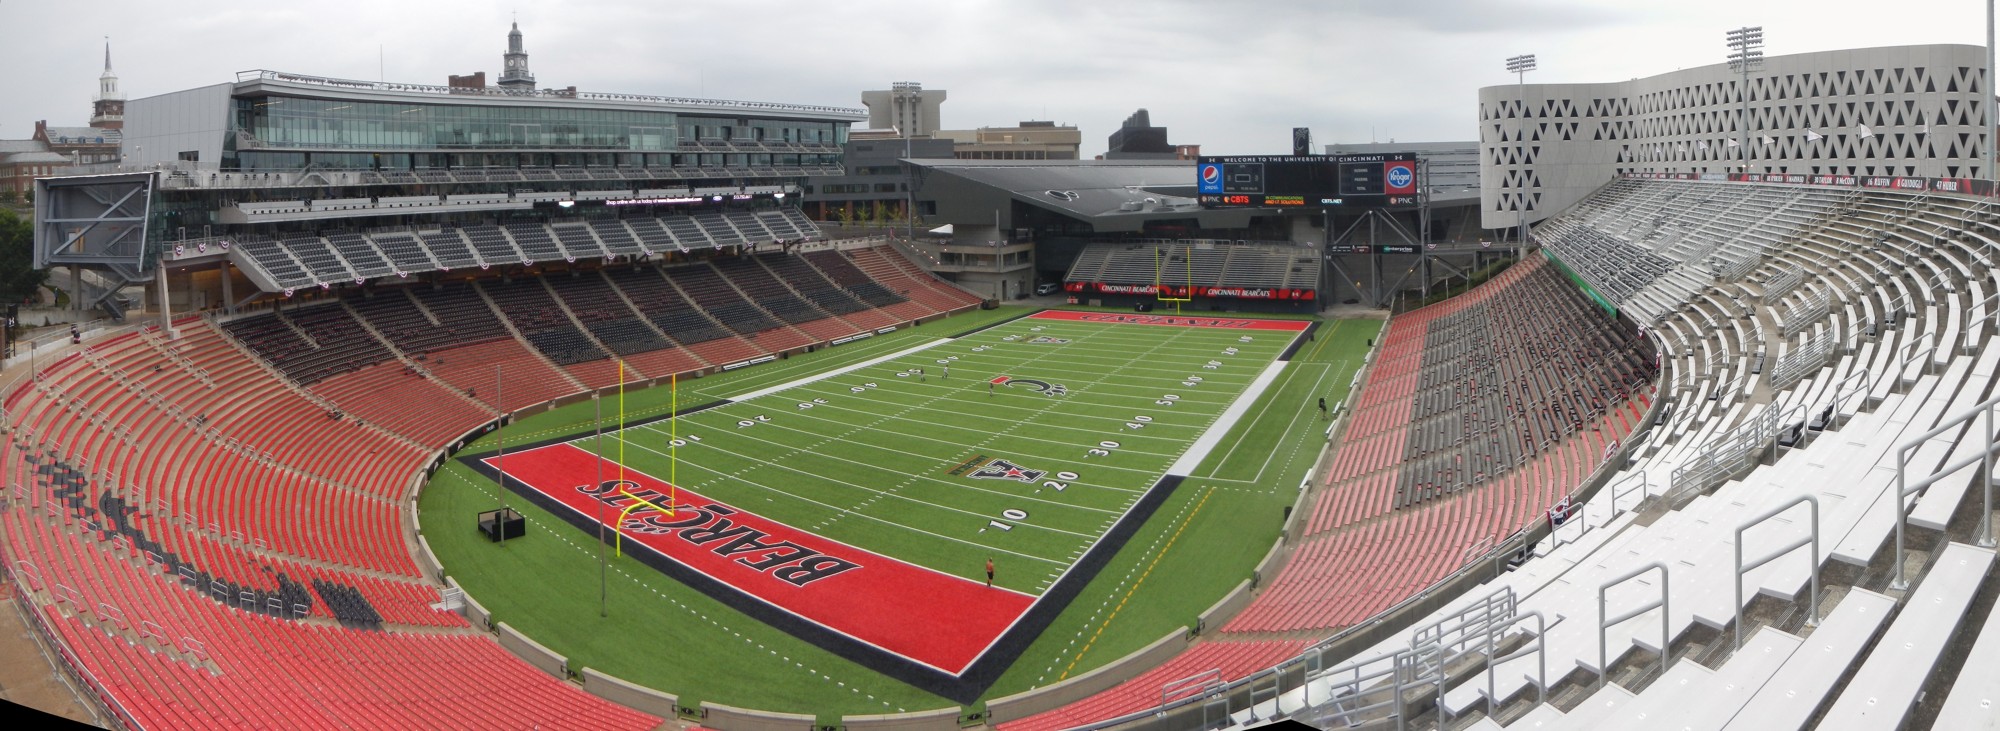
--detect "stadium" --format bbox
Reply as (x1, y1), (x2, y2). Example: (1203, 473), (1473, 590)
(1, 15), (1997, 731)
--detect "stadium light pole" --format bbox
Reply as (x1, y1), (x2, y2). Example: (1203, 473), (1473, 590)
(1726, 27), (1764, 173)
(1506, 54), (1537, 259)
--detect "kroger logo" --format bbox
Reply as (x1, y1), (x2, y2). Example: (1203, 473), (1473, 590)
(1386, 165), (1413, 188)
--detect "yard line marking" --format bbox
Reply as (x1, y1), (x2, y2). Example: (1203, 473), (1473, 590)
(726, 338), (955, 403)
(587, 439), (1079, 565)
(629, 417), (1136, 508)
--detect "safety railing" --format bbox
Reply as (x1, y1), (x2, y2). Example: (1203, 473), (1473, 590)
(1732, 495), (1821, 649)
(1597, 562), (1670, 689)
(1890, 391), (2000, 589)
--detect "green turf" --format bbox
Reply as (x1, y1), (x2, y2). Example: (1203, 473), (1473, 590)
(420, 307), (1382, 714)
(977, 317), (1382, 698)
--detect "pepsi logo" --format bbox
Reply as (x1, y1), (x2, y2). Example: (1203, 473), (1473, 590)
(1200, 165), (1221, 184)
(1387, 165), (1413, 188)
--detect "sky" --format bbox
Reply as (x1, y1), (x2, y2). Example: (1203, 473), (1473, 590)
(0, 0), (1992, 157)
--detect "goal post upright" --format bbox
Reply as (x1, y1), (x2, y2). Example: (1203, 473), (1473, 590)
(1154, 244), (1194, 314)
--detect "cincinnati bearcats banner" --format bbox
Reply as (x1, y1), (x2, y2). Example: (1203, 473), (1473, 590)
(483, 443), (1034, 675)
(1621, 172), (1995, 196)
(1062, 282), (1317, 301)
(1029, 310), (1314, 331)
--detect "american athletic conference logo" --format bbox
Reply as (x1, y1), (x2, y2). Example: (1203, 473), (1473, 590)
(1387, 164), (1413, 189)
(1198, 163), (1224, 193)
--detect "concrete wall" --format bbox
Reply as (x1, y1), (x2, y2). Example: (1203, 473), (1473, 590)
(495, 622), (565, 678)
(701, 702), (814, 731)
(1197, 580), (1254, 636)
(579, 668), (680, 722)
(1480, 44), (1991, 229)
(841, 707), (961, 731)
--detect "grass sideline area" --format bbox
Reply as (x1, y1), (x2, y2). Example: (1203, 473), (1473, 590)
(420, 306), (1381, 714)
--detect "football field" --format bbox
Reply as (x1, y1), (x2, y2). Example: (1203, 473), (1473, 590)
(467, 310), (1311, 696)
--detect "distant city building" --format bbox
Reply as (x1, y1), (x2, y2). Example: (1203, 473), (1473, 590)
(1103, 109), (1173, 159)
(802, 132), (955, 221)
(92, 40), (125, 129)
(1, 40), (124, 196)
(498, 22), (536, 89)
(861, 82), (946, 137)
(938, 121), (1080, 160)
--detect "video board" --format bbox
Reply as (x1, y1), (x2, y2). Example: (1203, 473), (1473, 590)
(1196, 153), (1418, 208)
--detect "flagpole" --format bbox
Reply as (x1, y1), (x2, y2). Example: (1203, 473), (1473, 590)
(670, 372), (678, 513)
(1989, 0), (1996, 194)
(496, 364), (506, 546)
(595, 394), (606, 617)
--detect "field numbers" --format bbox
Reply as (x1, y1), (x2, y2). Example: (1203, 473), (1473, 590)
(798, 398), (828, 410)
(736, 414), (772, 428)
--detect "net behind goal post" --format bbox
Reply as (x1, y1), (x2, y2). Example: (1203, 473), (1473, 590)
(1155, 245), (1193, 310)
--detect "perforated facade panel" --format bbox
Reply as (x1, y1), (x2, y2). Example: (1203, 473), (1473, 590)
(1479, 44), (1991, 229)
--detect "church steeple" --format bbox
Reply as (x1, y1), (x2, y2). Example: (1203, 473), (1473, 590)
(92, 37), (125, 129)
(498, 21), (536, 90)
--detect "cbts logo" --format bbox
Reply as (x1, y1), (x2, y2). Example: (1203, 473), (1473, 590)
(1384, 161), (1416, 194)
(1197, 163), (1224, 194)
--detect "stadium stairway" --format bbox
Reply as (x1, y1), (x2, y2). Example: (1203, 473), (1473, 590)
(1188, 181), (2000, 731)
(0, 242), (991, 731)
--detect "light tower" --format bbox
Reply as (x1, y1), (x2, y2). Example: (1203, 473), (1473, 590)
(1505, 54), (1536, 257)
(1726, 27), (1764, 171)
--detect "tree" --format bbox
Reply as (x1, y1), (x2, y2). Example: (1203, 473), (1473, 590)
(0, 190), (17, 207)
(0, 208), (49, 306)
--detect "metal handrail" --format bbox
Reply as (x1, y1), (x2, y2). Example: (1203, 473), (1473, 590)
(1891, 391), (2000, 589)
(1732, 495), (1821, 649)
(1597, 562), (1670, 689)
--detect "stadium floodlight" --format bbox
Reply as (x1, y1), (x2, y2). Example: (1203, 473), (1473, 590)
(1727, 27), (1765, 169)
(1504, 54), (1537, 258)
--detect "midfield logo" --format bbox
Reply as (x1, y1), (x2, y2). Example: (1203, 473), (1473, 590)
(968, 459), (1046, 483)
(990, 375), (1069, 397)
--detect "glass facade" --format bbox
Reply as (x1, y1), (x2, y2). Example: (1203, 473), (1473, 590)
(235, 95), (847, 152)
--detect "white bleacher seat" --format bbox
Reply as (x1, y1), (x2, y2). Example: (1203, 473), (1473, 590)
(1932, 574), (2000, 730)
(1720, 588), (1895, 731)
(1819, 543), (1995, 730)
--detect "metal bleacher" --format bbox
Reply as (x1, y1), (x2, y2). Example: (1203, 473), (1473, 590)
(1063, 241), (1320, 293)
(1103, 179), (2000, 731)
(217, 209), (822, 292)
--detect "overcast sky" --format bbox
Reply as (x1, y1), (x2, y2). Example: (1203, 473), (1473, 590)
(0, 0), (1991, 157)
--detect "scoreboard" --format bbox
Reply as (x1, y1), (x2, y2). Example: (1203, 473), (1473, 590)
(1196, 153), (1419, 208)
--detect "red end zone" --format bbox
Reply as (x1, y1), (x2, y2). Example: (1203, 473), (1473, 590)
(485, 443), (1034, 675)
(1029, 310), (1312, 331)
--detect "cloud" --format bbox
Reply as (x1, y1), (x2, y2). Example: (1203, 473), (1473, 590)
(0, 0), (1987, 157)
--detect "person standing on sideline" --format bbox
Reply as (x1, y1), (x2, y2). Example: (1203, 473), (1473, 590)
(1318, 396), (1328, 420)
(985, 557), (995, 587)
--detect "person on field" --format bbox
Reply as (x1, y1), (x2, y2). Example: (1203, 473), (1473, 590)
(985, 557), (995, 587)
(1318, 396), (1328, 419)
